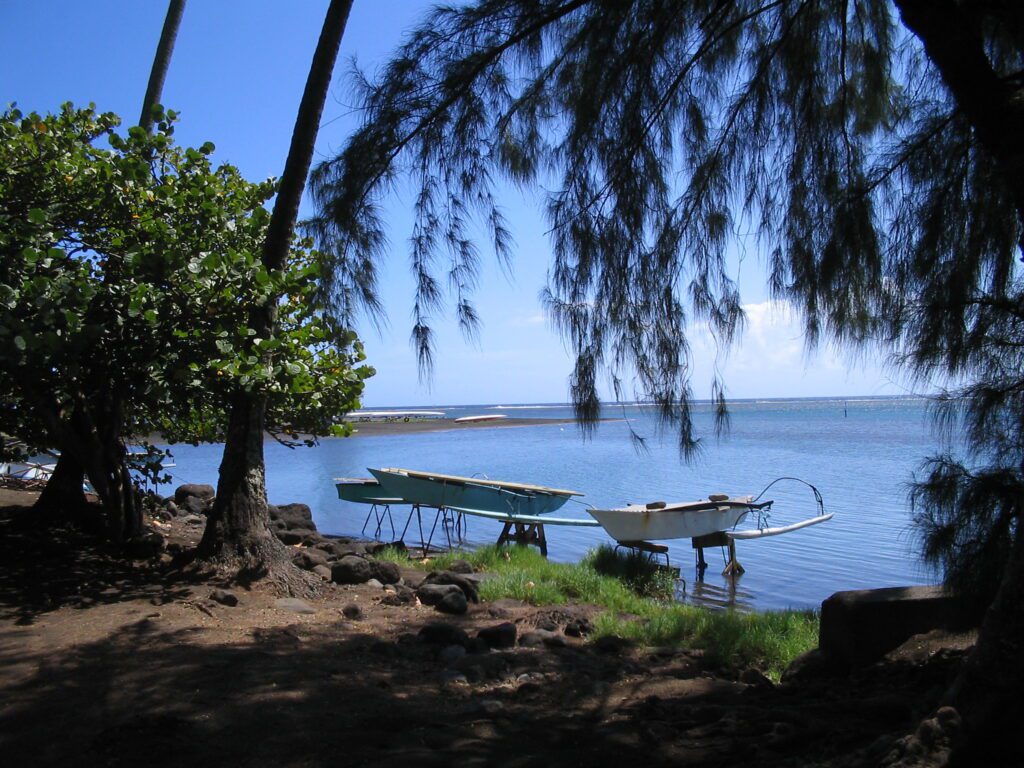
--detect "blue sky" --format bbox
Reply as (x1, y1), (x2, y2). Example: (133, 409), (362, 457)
(1, 1), (907, 406)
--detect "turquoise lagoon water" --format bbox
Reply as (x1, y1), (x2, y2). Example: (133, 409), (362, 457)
(159, 397), (942, 612)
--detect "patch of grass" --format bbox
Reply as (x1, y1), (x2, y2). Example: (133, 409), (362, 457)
(585, 544), (676, 598)
(591, 605), (818, 680)
(378, 543), (818, 678)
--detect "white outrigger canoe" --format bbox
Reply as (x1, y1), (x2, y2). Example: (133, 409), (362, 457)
(588, 494), (832, 543)
(588, 497), (763, 542)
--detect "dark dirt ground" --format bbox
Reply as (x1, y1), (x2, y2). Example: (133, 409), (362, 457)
(0, 487), (975, 767)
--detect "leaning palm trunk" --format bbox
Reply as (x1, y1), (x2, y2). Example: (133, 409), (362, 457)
(196, 0), (354, 585)
(139, 0), (186, 132)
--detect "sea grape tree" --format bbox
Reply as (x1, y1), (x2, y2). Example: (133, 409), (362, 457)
(0, 103), (372, 541)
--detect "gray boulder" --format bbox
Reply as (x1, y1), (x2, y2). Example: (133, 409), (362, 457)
(174, 483), (215, 505)
(478, 622), (517, 650)
(312, 564), (333, 581)
(276, 528), (318, 546)
(421, 570), (480, 603)
(292, 548), (329, 571)
(209, 588), (239, 607)
(331, 555), (375, 585)
(417, 583), (463, 606)
(181, 494), (211, 516)
(819, 585), (974, 668)
(371, 560), (401, 585)
(519, 629), (565, 648)
(273, 502), (317, 532)
(436, 590), (468, 615)
(418, 623), (470, 647)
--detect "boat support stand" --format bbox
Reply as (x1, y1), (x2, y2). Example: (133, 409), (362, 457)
(496, 522), (547, 557)
(399, 505), (466, 555)
(692, 532), (745, 577)
(361, 503), (396, 541)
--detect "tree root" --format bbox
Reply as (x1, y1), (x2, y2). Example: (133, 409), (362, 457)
(190, 531), (323, 599)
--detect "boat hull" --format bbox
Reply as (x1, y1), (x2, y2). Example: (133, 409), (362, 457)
(335, 478), (403, 505)
(589, 500), (752, 542)
(369, 468), (577, 517)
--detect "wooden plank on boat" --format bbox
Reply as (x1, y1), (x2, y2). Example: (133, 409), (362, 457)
(380, 467), (584, 497)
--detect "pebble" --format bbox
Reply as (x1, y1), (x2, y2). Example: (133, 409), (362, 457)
(341, 603), (363, 620)
(440, 670), (469, 685)
(274, 597), (316, 615)
(209, 588), (239, 607)
(366, 578), (384, 589)
(477, 699), (504, 716)
(439, 644), (467, 665)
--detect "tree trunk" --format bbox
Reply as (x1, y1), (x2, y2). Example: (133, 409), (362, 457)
(893, 2), (1024, 760)
(33, 452), (87, 520)
(31, 393), (141, 543)
(942, 521), (1024, 763)
(140, 0), (187, 132)
(196, 0), (353, 588)
(73, 430), (141, 544)
(196, 390), (284, 574)
(894, 0), (1024, 240)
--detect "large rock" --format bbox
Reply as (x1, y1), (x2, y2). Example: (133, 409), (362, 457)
(819, 585), (974, 668)
(174, 484), (215, 505)
(272, 503), (317, 532)
(417, 583), (463, 606)
(321, 540), (367, 559)
(781, 648), (843, 683)
(331, 555), (375, 585)
(418, 622), (470, 647)
(276, 528), (319, 546)
(371, 560), (401, 585)
(436, 591), (468, 615)
(182, 495), (212, 516)
(292, 548), (329, 571)
(478, 622), (517, 650)
(124, 530), (166, 560)
(421, 571), (480, 603)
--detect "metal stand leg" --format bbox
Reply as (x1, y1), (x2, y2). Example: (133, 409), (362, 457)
(400, 505), (426, 553)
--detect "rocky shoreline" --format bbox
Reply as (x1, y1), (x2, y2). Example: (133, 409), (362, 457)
(0, 485), (977, 766)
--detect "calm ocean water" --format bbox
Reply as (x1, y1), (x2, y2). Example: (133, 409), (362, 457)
(160, 397), (942, 611)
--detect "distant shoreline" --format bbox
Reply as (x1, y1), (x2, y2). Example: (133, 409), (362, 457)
(347, 416), (614, 437)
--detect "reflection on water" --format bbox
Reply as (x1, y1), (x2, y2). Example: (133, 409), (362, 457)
(684, 574), (755, 613)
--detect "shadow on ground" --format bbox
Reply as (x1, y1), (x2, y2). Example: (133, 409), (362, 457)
(0, 502), (969, 767)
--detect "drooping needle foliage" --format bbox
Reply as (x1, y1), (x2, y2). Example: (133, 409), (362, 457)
(309, 0), (1022, 605)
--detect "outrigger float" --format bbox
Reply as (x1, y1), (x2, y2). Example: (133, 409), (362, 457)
(334, 469), (832, 572)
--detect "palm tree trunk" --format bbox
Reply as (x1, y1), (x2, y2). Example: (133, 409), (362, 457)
(197, 0), (354, 583)
(140, 0), (187, 132)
